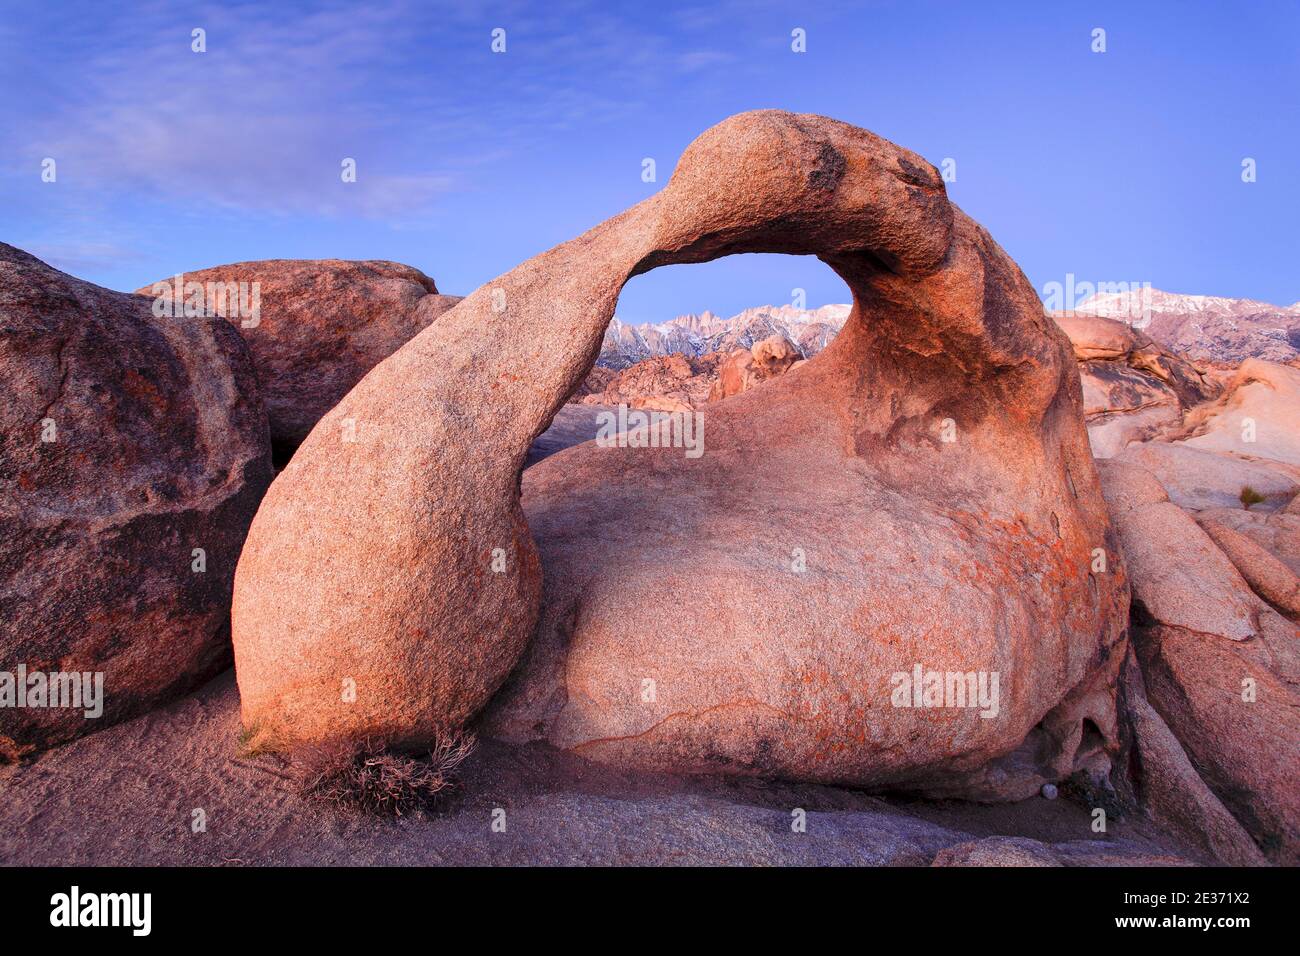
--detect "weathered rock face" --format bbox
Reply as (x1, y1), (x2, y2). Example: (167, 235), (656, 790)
(1119, 649), (1266, 866)
(577, 352), (723, 411)
(573, 333), (803, 410)
(0, 243), (273, 759)
(1196, 514), (1300, 618)
(136, 260), (460, 452)
(1137, 623), (1300, 865)
(234, 112), (1128, 800)
(1195, 506), (1300, 577)
(1178, 358), (1300, 467)
(1054, 313), (1218, 458)
(1117, 441), (1300, 512)
(1076, 364), (1182, 459)
(1097, 458), (1300, 864)
(709, 333), (801, 402)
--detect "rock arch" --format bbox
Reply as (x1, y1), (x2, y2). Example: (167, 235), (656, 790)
(232, 111), (1128, 796)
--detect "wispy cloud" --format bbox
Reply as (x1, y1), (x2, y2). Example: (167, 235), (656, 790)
(9, 2), (463, 219)
(4, 0), (771, 222)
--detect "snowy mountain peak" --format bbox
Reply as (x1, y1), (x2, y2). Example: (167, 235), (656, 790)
(600, 304), (852, 369)
(1068, 288), (1300, 364)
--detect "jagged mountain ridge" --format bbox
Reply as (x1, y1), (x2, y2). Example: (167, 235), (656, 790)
(598, 303), (851, 368)
(599, 290), (1300, 370)
(1070, 288), (1300, 364)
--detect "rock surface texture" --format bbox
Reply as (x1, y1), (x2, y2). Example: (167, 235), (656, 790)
(137, 260), (459, 450)
(578, 352), (724, 411)
(1054, 312), (1218, 458)
(1178, 358), (1300, 467)
(1117, 442), (1299, 513)
(1118, 646), (1267, 866)
(708, 333), (801, 401)
(234, 112), (1129, 802)
(1097, 458), (1300, 864)
(0, 243), (272, 758)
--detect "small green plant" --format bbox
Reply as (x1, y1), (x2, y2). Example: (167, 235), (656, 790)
(1240, 485), (1266, 509)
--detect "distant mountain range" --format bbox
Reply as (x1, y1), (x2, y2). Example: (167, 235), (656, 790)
(600, 291), (1300, 369)
(598, 303), (851, 369)
(1068, 288), (1300, 364)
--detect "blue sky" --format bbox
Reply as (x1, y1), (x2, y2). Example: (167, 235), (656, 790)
(2, 0), (1296, 322)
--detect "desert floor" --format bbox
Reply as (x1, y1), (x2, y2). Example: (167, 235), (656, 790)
(0, 670), (1209, 866)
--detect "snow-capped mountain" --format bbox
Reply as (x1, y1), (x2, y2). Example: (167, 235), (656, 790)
(602, 290), (1300, 370)
(1070, 288), (1300, 364)
(598, 303), (851, 368)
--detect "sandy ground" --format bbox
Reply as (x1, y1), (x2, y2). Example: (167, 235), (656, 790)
(0, 670), (1204, 866)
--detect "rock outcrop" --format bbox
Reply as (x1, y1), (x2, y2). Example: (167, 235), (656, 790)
(1177, 358), (1300, 467)
(1097, 458), (1300, 863)
(1120, 650), (1267, 866)
(1054, 312), (1218, 458)
(577, 352), (723, 411)
(0, 243), (273, 758)
(709, 333), (801, 402)
(574, 334), (805, 410)
(1194, 505), (1300, 577)
(1117, 442), (1299, 512)
(1195, 514), (1300, 618)
(137, 260), (460, 453)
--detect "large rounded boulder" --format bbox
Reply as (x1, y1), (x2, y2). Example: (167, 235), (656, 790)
(233, 112), (1128, 801)
(1, 243), (272, 759)
(137, 259), (460, 454)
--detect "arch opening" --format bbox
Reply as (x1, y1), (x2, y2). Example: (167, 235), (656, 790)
(527, 253), (853, 467)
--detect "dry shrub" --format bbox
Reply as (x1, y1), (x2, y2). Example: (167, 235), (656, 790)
(294, 732), (476, 817)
